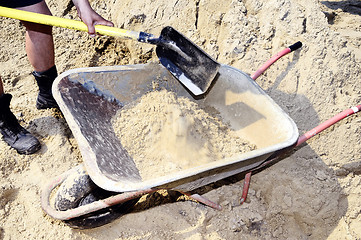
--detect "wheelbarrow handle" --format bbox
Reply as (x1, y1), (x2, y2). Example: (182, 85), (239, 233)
(296, 105), (361, 146)
(288, 41), (302, 52)
(0, 6), (155, 42)
(251, 41), (302, 80)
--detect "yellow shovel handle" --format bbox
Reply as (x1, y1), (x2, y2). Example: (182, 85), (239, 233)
(0, 6), (139, 40)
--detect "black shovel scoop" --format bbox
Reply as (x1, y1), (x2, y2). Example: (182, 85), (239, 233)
(153, 27), (220, 95)
(0, 6), (220, 95)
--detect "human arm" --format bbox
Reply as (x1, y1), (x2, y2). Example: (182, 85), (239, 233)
(72, 0), (113, 37)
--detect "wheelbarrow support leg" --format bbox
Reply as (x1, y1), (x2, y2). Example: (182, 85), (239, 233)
(180, 191), (222, 210)
(240, 172), (252, 205)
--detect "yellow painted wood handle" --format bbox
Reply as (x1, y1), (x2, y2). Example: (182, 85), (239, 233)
(0, 6), (139, 40)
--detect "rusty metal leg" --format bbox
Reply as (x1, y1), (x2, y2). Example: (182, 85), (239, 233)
(240, 172), (252, 205)
(180, 191), (222, 210)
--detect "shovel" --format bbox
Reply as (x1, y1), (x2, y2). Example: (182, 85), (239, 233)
(0, 6), (220, 95)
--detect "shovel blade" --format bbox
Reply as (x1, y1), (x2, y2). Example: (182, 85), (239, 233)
(156, 26), (220, 95)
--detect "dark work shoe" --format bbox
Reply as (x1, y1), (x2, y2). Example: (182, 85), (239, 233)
(0, 94), (41, 155)
(32, 65), (59, 109)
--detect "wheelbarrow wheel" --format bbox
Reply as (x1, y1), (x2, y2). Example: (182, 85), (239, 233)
(54, 166), (139, 229)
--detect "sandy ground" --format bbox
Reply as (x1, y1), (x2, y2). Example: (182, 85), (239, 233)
(0, 0), (360, 239)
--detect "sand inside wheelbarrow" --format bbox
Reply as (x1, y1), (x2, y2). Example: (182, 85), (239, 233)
(112, 89), (256, 180)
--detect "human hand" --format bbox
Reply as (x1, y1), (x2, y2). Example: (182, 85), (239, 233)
(72, 0), (114, 37)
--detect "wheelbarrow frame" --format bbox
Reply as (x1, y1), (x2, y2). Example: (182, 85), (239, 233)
(51, 63), (299, 193)
(41, 41), (360, 222)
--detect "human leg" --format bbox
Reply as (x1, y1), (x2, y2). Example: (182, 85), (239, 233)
(18, 1), (55, 72)
(18, 1), (58, 109)
(0, 77), (41, 154)
(0, 1), (55, 154)
(0, 76), (4, 96)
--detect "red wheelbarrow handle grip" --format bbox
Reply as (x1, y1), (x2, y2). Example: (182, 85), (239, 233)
(250, 41), (360, 147)
(251, 41), (302, 80)
(296, 105), (361, 146)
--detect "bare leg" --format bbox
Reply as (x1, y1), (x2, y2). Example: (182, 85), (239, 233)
(17, 1), (58, 109)
(17, 1), (55, 72)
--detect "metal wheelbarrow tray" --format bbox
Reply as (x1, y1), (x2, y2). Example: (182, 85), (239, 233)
(53, 63), (299, 193)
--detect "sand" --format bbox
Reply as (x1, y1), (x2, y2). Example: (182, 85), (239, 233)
(0, 0), (360, 239)
(112, 89), (256, 180)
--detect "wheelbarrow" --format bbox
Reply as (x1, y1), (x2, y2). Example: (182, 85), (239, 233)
(41, 42), (360, 229)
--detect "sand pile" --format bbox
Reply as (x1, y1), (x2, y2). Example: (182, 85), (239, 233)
(112, 89), (256, 180)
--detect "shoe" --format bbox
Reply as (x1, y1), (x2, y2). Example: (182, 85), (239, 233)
(32, 65), (59, 109)
(0, 94), (41, 155)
